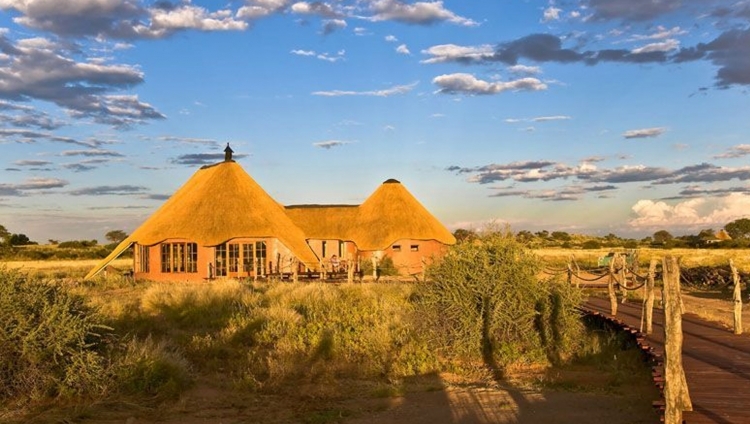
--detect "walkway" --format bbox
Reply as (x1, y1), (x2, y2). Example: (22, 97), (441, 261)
(584, 297), (750, 424)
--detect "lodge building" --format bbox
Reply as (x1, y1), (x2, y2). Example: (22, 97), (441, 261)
(86, 145), (456, 281)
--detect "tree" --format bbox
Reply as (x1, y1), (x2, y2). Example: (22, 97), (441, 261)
(653, 230), (674, 244)
(9, 234), (32, 246)
(725, 218), (750, 240)
(0, 225), (9, 245)
(452, 228), (476, 243)
(550, 231), (571, 241)
(105, 230), (128, 244)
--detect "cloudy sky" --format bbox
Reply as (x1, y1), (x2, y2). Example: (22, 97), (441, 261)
(1, 0), (750, 242)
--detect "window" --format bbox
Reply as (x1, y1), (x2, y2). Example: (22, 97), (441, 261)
(215, 243), (227, 277)
(410, 245), (419, 252)
(137, 244), (150, 273)
(229, 244), (240, 272)
(338, 241), (344, 257)
(243, 243), (254, 273)
(161, 242), (198, 273)
(392, 245), (401, 252)
(255, 241), (267, 275)
(321, 240), (327, 258)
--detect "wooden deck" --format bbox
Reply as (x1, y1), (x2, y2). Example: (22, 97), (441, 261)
(583, 297), (750, 424)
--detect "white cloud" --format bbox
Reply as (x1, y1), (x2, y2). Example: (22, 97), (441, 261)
(421, 44), (494, 64)
(531, 115), (571, 122)
(715, 144), (750, 159)
(354, 27), (369, 36)
(312, 82), (418, 97)
(508, 64), (542, 75)
(149, 4), (248, 32)
(629, 194), (750, 230)
(396, 44), (411, 55)
(629, 26), (687, 42)
(321, 18), (347, 35)
(432, 73), (547, 95)
(290, 49), (316, 56)
(569, 10), (581, 18)
(385, 34), (398, 42)
(622, 127), (667, 139)
(631, 39), (679, 54)
(368, 0), (478, 26)
(542, 6), (562, 22)
(290, 49), (345, 62)
(238, 0), (291, 19)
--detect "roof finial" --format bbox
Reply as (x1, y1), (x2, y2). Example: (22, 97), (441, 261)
(224, 143), (234, 162)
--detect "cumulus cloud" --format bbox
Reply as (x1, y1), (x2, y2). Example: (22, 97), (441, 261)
(622, 127), (666, 139)
(1, 0), (247, 39)
(542, 6), (562, 22)
(368, 0), (478, 26)
(321, 18), (347, 35)
(421, 44), (495, 64)
(631, 39), (679, 54)
(312, 82), (417, 97)
(290, 1), (341, 18)
(385, 34), (398, 42)
(0, 34), (164, 127)
(629, 193), (750, 230)
(0, 177), (68, 196)
(291, 48), (345, 62)
(396, 44), (411, 54)
(313, 139), (352, 149)
(432, 73), (547, 95)
(715, 144), (750, 159)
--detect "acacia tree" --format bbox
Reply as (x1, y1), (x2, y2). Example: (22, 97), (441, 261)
(653, 230), (674, 244)
(105, 230), (128, 244)
(725, 218), (750, 239)
(419, 230), (582, 374)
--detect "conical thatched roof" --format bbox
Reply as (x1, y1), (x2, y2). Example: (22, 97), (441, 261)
(86, 160), (319, 279)
(285, 205), (359, 241)
(351, 179), (455, 250)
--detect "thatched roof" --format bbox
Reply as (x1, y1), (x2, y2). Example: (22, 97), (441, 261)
(716, 229), (732, 241)
(86, 161), (319, 279)
(286, 179), (456, 251)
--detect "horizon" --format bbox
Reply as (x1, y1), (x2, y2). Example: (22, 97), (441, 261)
(2, 1), (749, 243)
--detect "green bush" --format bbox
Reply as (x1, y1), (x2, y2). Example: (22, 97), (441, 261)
(359, 255), (399, 278)
(0, 268), (110, 400)
(418, 231), (583, 373)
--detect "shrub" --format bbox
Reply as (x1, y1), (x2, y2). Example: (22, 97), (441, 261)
(582, 240), (602, 249)
(0, 268), (110, 400)
(418, 230), (583, 374)
(359, 255), (399, 278)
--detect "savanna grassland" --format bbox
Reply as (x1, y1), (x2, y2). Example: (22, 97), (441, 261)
(1, 236), (668, 424)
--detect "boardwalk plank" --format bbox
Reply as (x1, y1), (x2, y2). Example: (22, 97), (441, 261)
(583, 297), (750, 424)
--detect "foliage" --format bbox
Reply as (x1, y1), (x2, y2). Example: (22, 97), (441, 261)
(58, 239), (99, 249)
(9, 233), (35, 246)
(725, 218), (750, 240)
(0, 224), (9, 244)
(359, 255), (399, 278)
(653, 230), (673, 244)
(453, 228), (477, 243)
(581, 240), (601, 249)
(0, 268), (110, 400)
(105, 230), (128, 244)
(418, 231), (583, 373)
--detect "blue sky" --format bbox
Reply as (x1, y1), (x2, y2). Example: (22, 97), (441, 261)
(1, 0), (750, 243)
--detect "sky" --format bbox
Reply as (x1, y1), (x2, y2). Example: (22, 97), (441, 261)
(1, 0), (750, 243)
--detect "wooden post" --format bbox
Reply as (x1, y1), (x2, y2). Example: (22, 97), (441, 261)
(608, 253), (618, 316)
(573, 256), (580, 289)
(619, 254), (628, 303)
(371, 256), (378, 281)
(567, 262), (573, 286)
(292, 258), (298, 283)
(662, 256), (693, 424)
(347, 258), (354, 283)
(643, 259), (657, 335)
(320, 260), (327, 280)
(731, 259), (743, 335)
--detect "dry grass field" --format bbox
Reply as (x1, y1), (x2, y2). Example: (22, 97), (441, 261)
(535, 247), (750, 271)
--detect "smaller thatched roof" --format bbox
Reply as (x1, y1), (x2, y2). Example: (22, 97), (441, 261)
(286, 179), (456, 251)
(352, 179), (455, 250)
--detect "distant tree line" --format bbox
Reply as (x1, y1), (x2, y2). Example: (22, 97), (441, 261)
(0, 225), (130, 260)
(453, 218), (750, 250)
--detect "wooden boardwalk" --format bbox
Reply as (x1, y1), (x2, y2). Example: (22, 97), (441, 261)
(583, 297), (750, 424)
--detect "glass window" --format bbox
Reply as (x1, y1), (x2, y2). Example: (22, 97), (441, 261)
(137, 244), (150, 273)
(215, 243), (227, 277)
(161, 244), (170, 273)
(410, 245), (419, 252)
(229, 244), (240, 272)
(321, 240), (327, 258)
(160, 242), (198, 273)
(392, 245), (401, 252)
(255, 241), (266, 275)
(243, 243), (254, 273)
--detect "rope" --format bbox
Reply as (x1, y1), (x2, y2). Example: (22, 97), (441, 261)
(572, 272), (610, 282)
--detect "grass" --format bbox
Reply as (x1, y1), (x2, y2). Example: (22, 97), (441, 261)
(536, 247), (750, 271)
